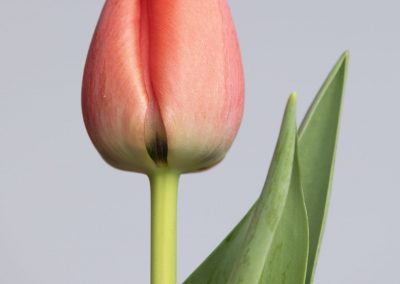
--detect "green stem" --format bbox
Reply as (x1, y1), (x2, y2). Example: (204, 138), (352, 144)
(149, 170), (180, 284)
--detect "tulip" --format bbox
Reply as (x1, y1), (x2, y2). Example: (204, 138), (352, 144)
(82, 0), (244, 283)
(82, 0), (244, 175)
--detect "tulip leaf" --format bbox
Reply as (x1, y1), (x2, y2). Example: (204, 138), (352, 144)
(258, 146), (309, 284)
(184, 52), (348, 284)
(226, 94), (298, 284)
(183, 204), (255, 283)
(298, 51), (348, 284)
(185, 93), (299, 283)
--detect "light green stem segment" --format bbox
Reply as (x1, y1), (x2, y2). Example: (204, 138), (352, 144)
(149, 170), (180, 284)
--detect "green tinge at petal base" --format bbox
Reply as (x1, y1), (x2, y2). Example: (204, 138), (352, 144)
(184, 52), (348, 284)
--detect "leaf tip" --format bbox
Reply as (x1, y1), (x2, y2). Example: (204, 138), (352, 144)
(338, 50), (350, 71)
(278, 92), (298, 145)
(289, 91), (297, 103)
(286, 91), (297, 112)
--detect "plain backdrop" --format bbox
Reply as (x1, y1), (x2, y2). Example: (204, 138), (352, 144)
(1, 0), (399, 283)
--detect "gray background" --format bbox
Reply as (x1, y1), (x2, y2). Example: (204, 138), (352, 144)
(1, 0), (399, 283)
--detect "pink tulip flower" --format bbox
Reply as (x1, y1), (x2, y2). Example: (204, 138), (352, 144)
(82, 0), (244, 174)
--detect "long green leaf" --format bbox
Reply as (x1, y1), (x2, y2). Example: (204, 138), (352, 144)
(185, 94), (298, 283)
(183, 205), (255, 283)
(298, 51), (348, 284)
(184, 52), (348, 284)
(226, 94), (297, 283)
(259, 142), (309, 284)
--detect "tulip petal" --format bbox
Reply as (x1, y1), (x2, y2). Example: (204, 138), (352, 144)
(82, 0), (155, 172)
(146, 0), (244, 171)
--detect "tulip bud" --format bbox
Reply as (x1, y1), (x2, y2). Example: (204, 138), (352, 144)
(82, 0), (244, 174)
